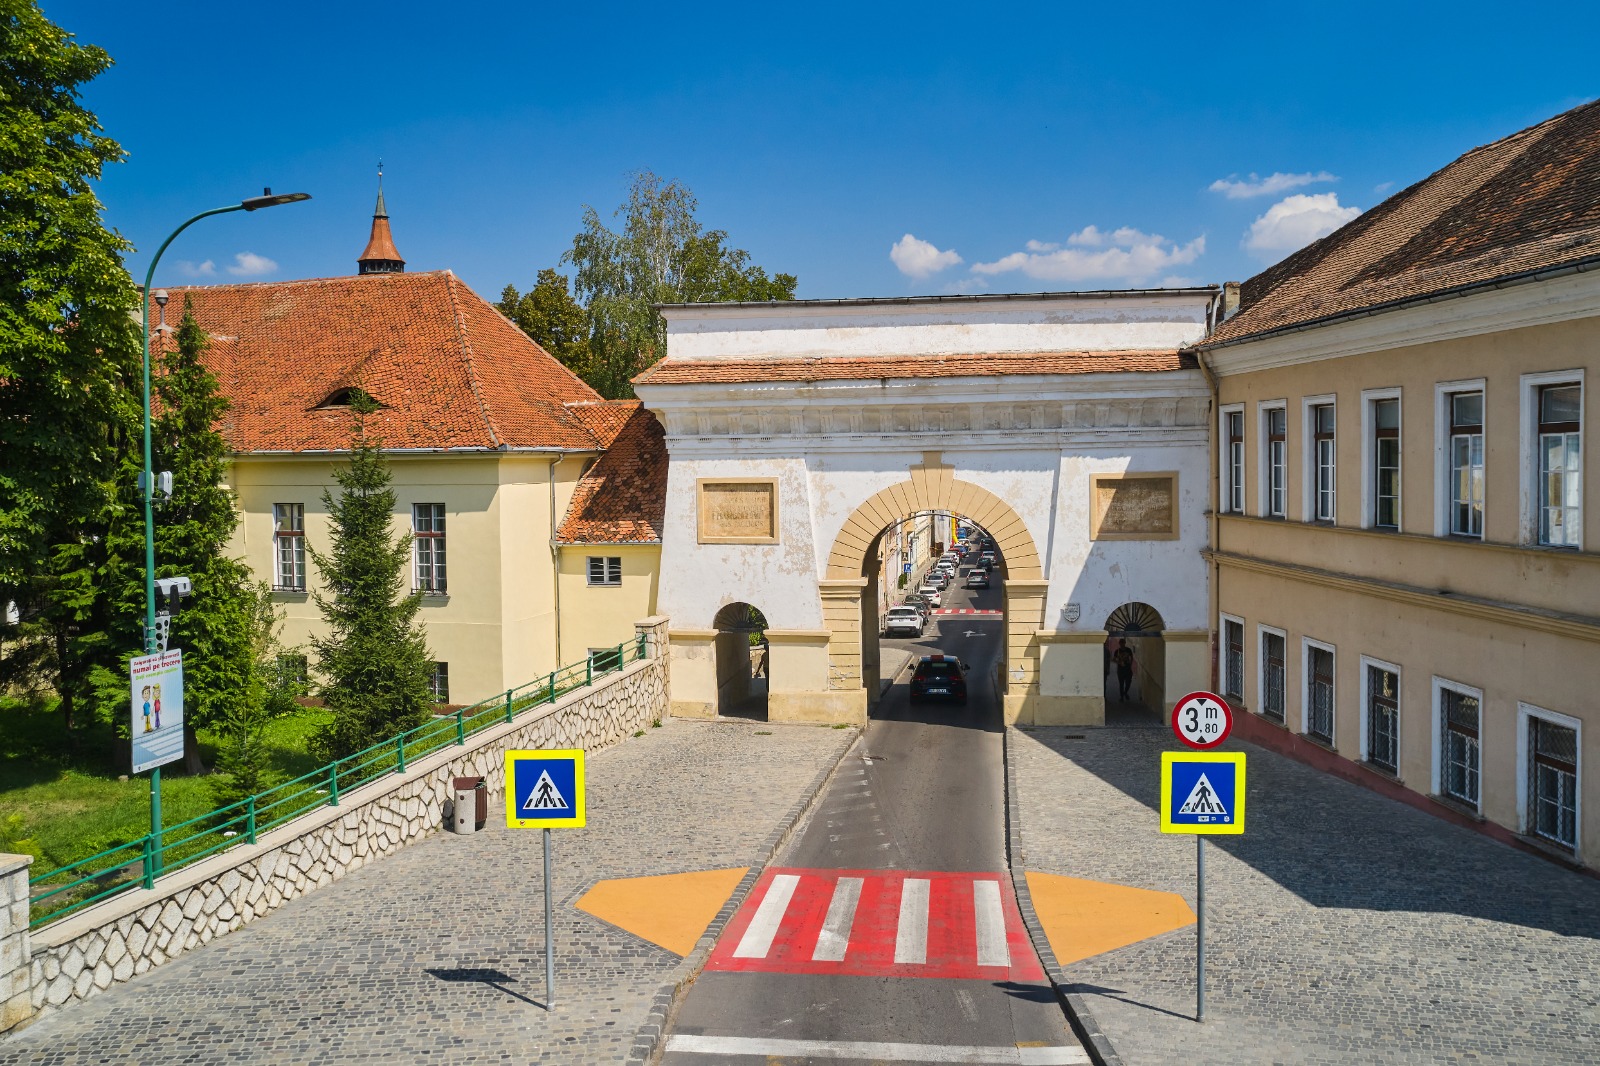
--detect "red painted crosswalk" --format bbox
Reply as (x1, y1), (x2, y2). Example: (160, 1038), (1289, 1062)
(932, 608), (1003, 617)
(706, 868), (1043, 980)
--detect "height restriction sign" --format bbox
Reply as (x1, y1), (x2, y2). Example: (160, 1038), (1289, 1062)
(1170, 690), (1234, 749)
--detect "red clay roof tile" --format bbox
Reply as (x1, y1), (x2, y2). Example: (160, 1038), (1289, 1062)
(633, 350), (1193, 386)
(554, 404), (667, 544)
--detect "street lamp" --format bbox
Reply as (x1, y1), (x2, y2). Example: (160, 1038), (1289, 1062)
(138, 188), (309, 885)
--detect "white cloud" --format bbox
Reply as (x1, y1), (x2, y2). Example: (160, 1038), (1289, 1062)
(1209, 171), (1336, 199)
(889, 234), (962, 279)
(972, 226), (1205, 284)
(226, 251), (278, 277)
(1244, 193), (1361, 256)
(177, 259), (216, 278)
(1373, 181), (1394, 194)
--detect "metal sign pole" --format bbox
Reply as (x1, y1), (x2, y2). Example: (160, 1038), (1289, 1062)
(543, 827), (555, 1011)
(1196, 835), (1206, 1022)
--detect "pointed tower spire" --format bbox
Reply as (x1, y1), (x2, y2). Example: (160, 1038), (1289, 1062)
(358, 162), (405, 275)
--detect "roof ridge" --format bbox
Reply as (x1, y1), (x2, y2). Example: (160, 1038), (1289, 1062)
(442, 271), (503, 449)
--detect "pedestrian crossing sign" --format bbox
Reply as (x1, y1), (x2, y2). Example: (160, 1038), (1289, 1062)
(1160, 751), (1245, 835)
(505, 749), (586, 829)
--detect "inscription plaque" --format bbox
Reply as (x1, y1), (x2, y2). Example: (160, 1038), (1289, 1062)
(698, 479), (779, 544)
(1090, 473), (1178, 540)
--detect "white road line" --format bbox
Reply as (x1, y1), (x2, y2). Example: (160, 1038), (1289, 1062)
(732, 874), (800, 959)
(973, 879), (1008, 967)
(812, 876), (864, 961)
(664, 1035), (1089, 1064)
(894, 877), (930, 964)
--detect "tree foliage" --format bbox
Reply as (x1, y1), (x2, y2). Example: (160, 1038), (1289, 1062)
(501, 171), (797, 399)
(0, 1), (140, 728)
(210, 583), (303, 807)
(308, 397), (435, 763)
(497, 269), (592, 381)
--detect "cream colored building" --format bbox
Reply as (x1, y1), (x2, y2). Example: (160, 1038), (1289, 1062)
(1200, 99), (1600, 869)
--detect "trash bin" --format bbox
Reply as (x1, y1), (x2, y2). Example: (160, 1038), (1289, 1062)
(452, 776), (487, 833)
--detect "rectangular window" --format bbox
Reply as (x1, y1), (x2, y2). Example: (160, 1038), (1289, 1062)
(429, 661), (449, 703)
(1441, 685), (1481, 806)
(1306, 643), (1334, 743)
(586, 556), (623, 586)
(1313, 404), (1336, 522)
(588, 646), (623, 673)
(1261, 629), (1286, 723)
(276, 653), (308, 692)
(1449, 391), (1485, 537)
(273, 503), (306, 591)
(1538, 384), (1582, 547)
(413, 504), (447, 593)
(1365, 663), (1399, 773)
(1372, 397), (1401, 529)
(1266, 407), (1287, 518)
(1223, 618), (1244, 703)
(1529, 716), (1578, 849)
(1225, 410), (1245, 514)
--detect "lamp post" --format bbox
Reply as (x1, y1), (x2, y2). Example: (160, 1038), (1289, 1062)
(139, 190), (310, 884)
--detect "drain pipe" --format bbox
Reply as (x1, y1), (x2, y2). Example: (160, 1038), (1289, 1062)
(1196, 289), (1226, 693)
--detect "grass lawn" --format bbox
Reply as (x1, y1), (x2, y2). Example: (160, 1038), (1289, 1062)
(0, 696), (330, 880)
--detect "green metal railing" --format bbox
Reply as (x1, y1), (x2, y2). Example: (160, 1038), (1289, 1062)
(26, 635), (650, 928)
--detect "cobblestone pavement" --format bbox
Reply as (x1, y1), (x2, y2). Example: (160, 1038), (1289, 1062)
(1011, 725), (1600, 1066)
(5, 720), (854, 1065)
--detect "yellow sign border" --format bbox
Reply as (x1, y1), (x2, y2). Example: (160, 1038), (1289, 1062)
(505, 748), (586, 829)
(1160, 751), (1245, 835)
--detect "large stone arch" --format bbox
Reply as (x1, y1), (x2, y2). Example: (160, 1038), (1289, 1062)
(818, 455), (1048, 725)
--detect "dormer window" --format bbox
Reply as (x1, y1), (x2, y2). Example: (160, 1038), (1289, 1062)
(316, 387), (378, 409)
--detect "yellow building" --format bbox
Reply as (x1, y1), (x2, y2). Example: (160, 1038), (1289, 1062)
(156, 196), (654, 706)
(1201, 100), (1600, 869)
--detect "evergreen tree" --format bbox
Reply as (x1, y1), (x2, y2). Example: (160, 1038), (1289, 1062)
(308, 396), (435, 763)
(211, 583), (302, 808)
(496, 269), (593, 382)
(0, 2), (141, 730)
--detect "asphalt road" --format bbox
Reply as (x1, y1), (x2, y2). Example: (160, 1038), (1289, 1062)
(661, 575), (1084, 1065)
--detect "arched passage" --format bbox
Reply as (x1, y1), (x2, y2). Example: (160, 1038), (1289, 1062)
(713, 602), (769, 719)
(820, 456), (1048, 725)
(1104, 601), (1165, 720)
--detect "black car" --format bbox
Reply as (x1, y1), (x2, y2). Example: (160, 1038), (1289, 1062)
(909, 655), (969, 703)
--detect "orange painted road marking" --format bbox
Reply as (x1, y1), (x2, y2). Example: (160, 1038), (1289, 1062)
(576, 867), (748, 956)
(1024, 871), (1194, 966)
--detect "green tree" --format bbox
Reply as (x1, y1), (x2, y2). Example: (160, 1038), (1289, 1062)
(0, 2), (141, 730)
(210, 583), (302, 808)
(497, 269), (593, 382)
(308, 396), (435, 763)
(561, 170), (797, 398)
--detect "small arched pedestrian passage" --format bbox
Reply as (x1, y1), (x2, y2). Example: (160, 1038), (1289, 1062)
(1104, 601), (1166, 721)
(713, 602), (769, 719)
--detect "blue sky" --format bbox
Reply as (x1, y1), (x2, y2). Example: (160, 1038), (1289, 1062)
(61, 1), (1598, 301)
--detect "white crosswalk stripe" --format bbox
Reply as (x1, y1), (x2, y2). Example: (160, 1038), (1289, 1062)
(973, 879), (1008, 967)
(812, 877), (864, 962)
(732, 873), (799, 958)
(894, 878), (930, 964)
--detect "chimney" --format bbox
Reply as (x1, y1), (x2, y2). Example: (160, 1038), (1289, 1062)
(1221, 281), (1242, 321)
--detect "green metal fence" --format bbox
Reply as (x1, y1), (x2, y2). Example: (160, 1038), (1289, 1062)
(26, 635), (650, 929)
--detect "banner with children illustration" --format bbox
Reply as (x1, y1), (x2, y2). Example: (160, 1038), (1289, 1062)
(130, 649), (185, 774)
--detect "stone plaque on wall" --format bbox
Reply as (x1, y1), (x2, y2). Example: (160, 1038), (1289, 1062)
(698, 479), (779, 544)
(1089, 473), (1178, 540)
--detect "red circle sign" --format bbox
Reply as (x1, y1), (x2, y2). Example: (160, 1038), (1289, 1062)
(1170, 691), (1234, 749)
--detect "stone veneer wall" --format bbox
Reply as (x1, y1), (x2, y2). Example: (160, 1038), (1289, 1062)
(1, 617), (669, 1031)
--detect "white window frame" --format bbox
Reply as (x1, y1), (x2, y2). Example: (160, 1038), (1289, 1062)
(1258, 399), (1288, 519)
(1361, 387), (1403, 531)
(1257, 623), (1288, 724)
(1433, 379), (1487, 539)
(272, 502), (307, 592)
(1219, 403), (1246, 515)
(1219, 612), (1246, 704)
(1358, 654), (1403, 773)
(586, 555), (623, 587)
(412, 503), (448, 594)
(1516, 702), (1582, 857)
(1519, 369), (1584, 549)
(1300, 636), (1336, 743)
(1430, 675), (1484, 811)
(1302, 394), (1337, 524)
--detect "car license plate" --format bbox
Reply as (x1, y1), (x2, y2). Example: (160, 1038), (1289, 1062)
(927, 687), (948, 695)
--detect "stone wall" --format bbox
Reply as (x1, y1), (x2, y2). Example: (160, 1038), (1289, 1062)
(2, 621), (668, 1032)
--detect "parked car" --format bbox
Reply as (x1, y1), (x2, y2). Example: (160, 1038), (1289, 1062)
(882, 606), (925, 638)
(909, 654), (970, 703)
(965, 570), (990, 589)
(902, 593), (930, 618)
(916, 583), (943, 608)
(980, 550), (996, 565)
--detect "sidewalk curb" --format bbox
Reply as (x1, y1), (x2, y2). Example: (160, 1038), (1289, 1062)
(1003, 727), (1125, 1066)
(626, 726), (863, 1065)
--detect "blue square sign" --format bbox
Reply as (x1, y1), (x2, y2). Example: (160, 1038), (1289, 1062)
(505, 749), (585, 829)
(1160, 751), (1245, 835)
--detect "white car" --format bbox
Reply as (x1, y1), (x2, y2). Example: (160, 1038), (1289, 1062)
(916, 583), (943, 608)
(882, 606), (925, 637)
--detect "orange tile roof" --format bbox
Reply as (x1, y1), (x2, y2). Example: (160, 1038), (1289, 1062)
(1209, 99), (1600, 347)
(555, 404), (668, 544)
(563, 400), (639, 449)
(633, 349), (1194, 386)
(152, 271), (604, 453)
(358, 215), (403, 266)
